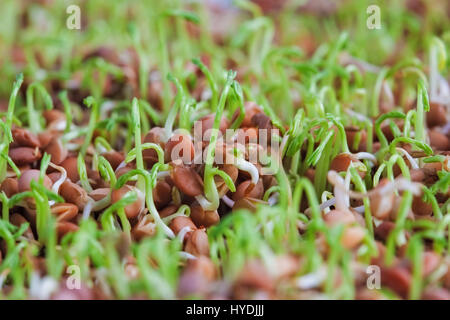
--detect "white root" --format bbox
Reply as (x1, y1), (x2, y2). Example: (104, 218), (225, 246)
(355, 152), (377, 164)
(321, 191), (334, 214)
(326, 170), (351, 213)
(327, 170), (423, 200)
(320, 197), (336, 213)
(28, 273), (58, 300)
(296, 267), (327, 290)
(373, 217), (383, 227)
(82, 197), (94, 220)
(268, 193), (278, 206)
(235, 157), (259, 185)
(65, 143), (82, 151)
(134, 187), (146, 216)
(339, 53), (381, 73)
(47, 119), (67, 132)
(148, 203), (176, 239)
(115, 160), (127, 172)
(100, 101), (115, 119)
(92, 193), (111, 211)
(0, 270), (8, 289)
(157, 170), (170, 179)
(195, 194), (214, 210)
(392, 179), (423, 195)
(179, 251), (197, 260)
(49, 162), (67, 194)
(353, 205), (365, 214)
(177, 226), (193, 243)
(344, 169), (352, 209)
(48, 162), (68, 207)
(345, 109), (370, 122)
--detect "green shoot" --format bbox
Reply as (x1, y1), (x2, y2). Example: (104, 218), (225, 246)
(0, 74), (23, 182)
(80, 96), (100, 156)
(58, 90), (73, 133)
(77, 153), (93, 193)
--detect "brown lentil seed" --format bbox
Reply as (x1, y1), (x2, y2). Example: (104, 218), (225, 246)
(323, 209), (356, 226)
(18, 169), (52, 192)
(9, 147), (42, 166)
(12, 128), (40, 148)
(190, 202), (220, 228)
(89, 188), (110, 202)
(59, 180), (89, 210)
(132, 215), (156, 241)
(57, 221), (79, 239)
(340, 226), (365, 249)
(51, 203), (79, 222)
(142, 127), (166, 166)
(429, 129), (450, 151)
(231, 101), (262, 128)
(233, 197), (266, 212)
(0, 177), (19, 197)
(60, 157), (79, 182)
(10, 213), (34, 240)
(43, 109), (66, 124)
(102, 150), (125, 171)
(426, 102), (448, 128)
(152, 180), (172, 209)
(45, 138), (68, 165)
(159, 204), (179, 218)
(369, 179), (395, 220)
(184, 228), (210, 256)
(232, 179), (264, 202)
(169, 216), (197, 239)
(172, 164), (203, 197)
(381, 266), (411, 298)
(37, 131), (53, 149)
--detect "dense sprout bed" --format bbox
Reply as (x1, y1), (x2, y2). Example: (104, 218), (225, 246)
(0, 0), (449, 300)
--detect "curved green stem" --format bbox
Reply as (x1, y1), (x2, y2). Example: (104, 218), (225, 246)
(374, 110), (406, 150)
(115, 167), (174, 238)
(26, 82), (53, 134)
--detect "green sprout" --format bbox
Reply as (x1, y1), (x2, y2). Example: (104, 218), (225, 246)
(77, 153), (93, 193)
(202, 71), (236, 211)
(26, 82), (53, 134)
(374, 110), (406, 151)
(80, 96), (100, 156)
(0, 73), (23, 182)
(115, 167), (174, 238)
(414, 80), (430, 147)
(136, 231), (181, 299)
(131, 98), (145, 190)
(192, 57), (218, 108)
(58, 90), (73, 133)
